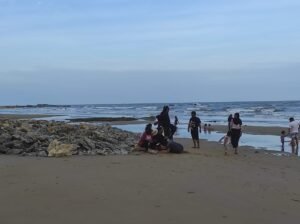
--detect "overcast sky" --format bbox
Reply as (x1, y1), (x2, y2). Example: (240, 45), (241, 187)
(0, 0), (299, 105)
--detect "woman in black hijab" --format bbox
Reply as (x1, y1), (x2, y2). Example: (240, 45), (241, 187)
(156, 106), (176, 140)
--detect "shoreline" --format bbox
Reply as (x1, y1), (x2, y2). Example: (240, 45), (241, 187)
(0, 114), (61, 119)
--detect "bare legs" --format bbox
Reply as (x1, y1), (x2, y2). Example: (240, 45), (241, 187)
(193, 139), (200, 148)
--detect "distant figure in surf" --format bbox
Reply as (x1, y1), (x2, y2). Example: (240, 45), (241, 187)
(203, 124), (208, 133)
(207, 124), (213, 133)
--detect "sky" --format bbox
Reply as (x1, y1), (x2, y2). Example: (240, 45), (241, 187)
(0, 0), (300, 105)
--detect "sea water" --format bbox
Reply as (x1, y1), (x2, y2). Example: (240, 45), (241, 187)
(1, 101), (299, 127)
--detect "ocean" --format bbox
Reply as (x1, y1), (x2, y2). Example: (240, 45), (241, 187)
(1, 101), (299, 127)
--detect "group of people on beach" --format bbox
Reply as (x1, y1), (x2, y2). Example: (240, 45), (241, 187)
(136, 106), (243, 155)
(137, 106), (179, 153)
(281, 117), (300, 155)
(137, 105), (300, 156)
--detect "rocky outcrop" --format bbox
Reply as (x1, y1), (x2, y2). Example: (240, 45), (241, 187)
(0, 120), (138, 157)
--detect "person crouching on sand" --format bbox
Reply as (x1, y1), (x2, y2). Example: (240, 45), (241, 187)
(219, 131), (231, 155)
(188, 111), (201, 148)
(138, 124), (153, 152)
(150, 127), (168, 151)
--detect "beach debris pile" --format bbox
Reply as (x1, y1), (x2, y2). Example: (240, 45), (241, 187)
(0, 119), (138, 157)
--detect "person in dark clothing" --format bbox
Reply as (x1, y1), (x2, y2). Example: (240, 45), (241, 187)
(230, 113), (242, 154)
(188, 111), (202, 148)
(156, 106), (176, 140)
(150, 127), (168, 150)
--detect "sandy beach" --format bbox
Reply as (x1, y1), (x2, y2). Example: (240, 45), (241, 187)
(1, 137), (300, 224)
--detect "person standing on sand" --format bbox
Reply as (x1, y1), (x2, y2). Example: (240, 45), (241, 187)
(288, 117), (299, 155)
(188, 111), (202, 148)
(219, 131), (231, 155)
(156, 106), (176, 140)
(280, 130), (287, 152)
(230, 113), (242, 154)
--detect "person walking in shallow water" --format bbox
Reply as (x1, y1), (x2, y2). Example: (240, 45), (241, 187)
(230, 113), (242, 154)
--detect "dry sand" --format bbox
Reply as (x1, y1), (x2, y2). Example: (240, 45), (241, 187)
(1, 138), (300, 224)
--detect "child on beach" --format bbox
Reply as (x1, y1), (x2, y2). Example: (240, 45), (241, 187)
(219, 131), (231, 155)
(208, 124), (213, 133)
(188, 111), (201, 148)
(280, 130), (287, 152)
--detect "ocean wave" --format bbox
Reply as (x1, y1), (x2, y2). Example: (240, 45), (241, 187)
(226, 108), (256, 114)
(141, 106), (158, 110)
(114, 107), (135, 110)
(96, 107), (114, 110)
(186, 106), (212, 112)
(226, 107), (281, 115)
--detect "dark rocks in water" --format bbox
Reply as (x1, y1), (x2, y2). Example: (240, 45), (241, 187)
(68, 117), (138, 122)
(140, 116), (156, 121)
(0, 119), (138, 157)
(0, 104), (71, 109)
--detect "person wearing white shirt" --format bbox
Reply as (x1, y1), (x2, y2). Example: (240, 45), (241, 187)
(289, 117), (299, 154)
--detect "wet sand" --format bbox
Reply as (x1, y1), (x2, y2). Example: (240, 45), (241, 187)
(213, 125), (285, 136)
(1, 138), (300, 224)
(0, 114), (59, 120)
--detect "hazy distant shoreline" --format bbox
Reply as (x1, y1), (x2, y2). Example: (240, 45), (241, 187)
(0, 104), (71, 109)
